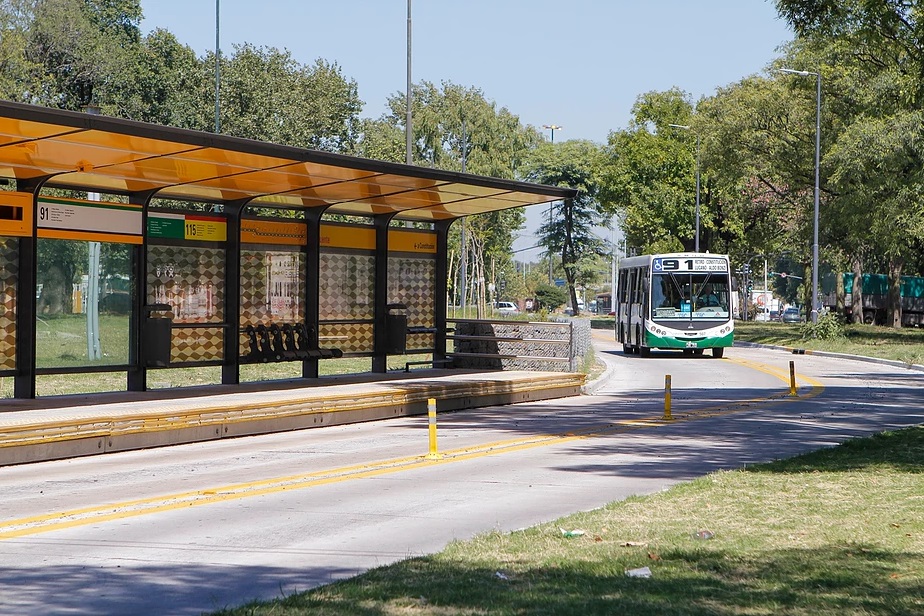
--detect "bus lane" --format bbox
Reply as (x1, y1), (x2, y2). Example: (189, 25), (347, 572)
(1, 343), (922, 616)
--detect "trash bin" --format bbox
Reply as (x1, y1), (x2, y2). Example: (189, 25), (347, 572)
(385, 303), (408, 354)
(143, 304), (173, 367)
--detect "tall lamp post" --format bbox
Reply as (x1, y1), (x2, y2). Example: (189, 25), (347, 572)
(215, 0), (220, 133)
(778, 68), (821, 324)
(542, 124), (562, 283)
(668, 124), (700, 252)
(542, 124), (562, 143)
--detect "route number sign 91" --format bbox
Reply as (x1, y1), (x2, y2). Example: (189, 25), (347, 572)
(653, 257), (728, 273)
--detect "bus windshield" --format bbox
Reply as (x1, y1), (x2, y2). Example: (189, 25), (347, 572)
(650, 272), (730, 320)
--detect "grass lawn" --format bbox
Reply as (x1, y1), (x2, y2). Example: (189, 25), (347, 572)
(212, 427), (923, 615)
(734, 321), (924, 366)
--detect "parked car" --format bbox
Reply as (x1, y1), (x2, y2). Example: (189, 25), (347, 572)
(781, 307), (802, 323)
(494, 301), (520, 314)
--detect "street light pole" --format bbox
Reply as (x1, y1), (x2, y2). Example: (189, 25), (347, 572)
(215, 0), (220, 133)
(668, 124), (700, 252)
(542, 124), (562, 144)
(778, 68), (821, 324)
(542, 124), (562, 283)
(406, 0), (413, 165)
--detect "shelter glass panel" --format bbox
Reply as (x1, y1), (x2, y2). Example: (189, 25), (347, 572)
(388, 256), (436, 352)
(35, 239), (131, 369)
(239, 249), (306, 357)
(147, 245), (225, 363)
(319, 252), (374, 354)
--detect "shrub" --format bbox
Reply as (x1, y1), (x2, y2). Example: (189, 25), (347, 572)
(800, 308), (844, 340)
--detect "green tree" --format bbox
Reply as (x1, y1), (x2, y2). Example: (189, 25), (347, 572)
(366, 81), (541, 316)
(523, 140), (606, 316)
(533, 282), (567, 312)
(217, 44), (361, 152)
(773, 1), (924, 326)
(599, 89), (701, 254)
(0, 0), (42, 101)
(108, 27), (205, 125)
(24, 0), (143, 109)
(696, 74), (818, 267)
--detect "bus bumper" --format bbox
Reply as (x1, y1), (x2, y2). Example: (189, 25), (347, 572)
(644, 328), (734, 350)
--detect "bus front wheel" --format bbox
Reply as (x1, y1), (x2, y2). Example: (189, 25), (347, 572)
(639, 346), (651, 358)
(712, 347), (724, 359)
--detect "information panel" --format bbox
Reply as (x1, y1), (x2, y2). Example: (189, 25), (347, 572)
(148, 213), (227, 242)
(36, 197), (142, 243)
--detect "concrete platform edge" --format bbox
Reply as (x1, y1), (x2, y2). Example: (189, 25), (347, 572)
(0, 371), (585, 466)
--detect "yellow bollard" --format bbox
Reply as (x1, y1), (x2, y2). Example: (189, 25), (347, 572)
(789, 361), (798, 397)
(663, 375), (672, 420)
(426, 397), (442, 459)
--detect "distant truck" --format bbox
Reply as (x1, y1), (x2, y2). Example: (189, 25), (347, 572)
(824, 273), (924, 326)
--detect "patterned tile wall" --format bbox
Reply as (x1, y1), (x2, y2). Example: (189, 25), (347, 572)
(319, 252), (375, 354)
(388, 256), (435, 351)
(147, 245), (226, 363)
(0, 238), (17, 371)
(239, 250), (305, 355)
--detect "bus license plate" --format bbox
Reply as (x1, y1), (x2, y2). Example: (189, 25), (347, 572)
(686, 341), (698, 348)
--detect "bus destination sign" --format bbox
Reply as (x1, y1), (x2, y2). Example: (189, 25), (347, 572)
(653, 257), (728, 273)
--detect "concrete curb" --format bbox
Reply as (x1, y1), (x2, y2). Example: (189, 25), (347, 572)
(583, 352), (619, 395)
(584, 334), (621, 395)
(733, 341), (924, 373)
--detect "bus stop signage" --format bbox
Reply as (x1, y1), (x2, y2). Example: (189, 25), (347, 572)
(148, 213), (227, 242)
(36, 196), (142, 243)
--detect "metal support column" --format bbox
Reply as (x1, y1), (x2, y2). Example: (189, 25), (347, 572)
(434, 220), (451, 362)
(372, 214), (396, 373)
(221, 200), (245, 385)
(303, 208), (327, 379)
(12, 177), (48, 399)
(127, 189), (158, 392)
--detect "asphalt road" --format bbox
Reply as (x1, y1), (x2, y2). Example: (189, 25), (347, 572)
(2, 332), (923, 615)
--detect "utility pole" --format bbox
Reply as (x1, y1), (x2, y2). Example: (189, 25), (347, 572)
(542, 124), (561, 284)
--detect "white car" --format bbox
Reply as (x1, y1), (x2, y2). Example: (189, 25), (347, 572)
(495, 301), (520, 314)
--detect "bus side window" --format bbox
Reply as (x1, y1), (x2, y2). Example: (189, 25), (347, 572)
(634, 269), (642, 305)
(630, 270), (639, 305)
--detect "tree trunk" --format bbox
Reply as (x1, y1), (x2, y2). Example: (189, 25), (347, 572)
(887, 258), (903, 328)
(850, 257), (864, 324)
(802, 263), (812, 314)
(835, 269), (845, 315)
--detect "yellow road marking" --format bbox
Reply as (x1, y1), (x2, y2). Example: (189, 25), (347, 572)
(0, 358), (824, 540)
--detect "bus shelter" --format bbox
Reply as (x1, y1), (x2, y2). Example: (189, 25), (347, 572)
(0, 100), (575, 400)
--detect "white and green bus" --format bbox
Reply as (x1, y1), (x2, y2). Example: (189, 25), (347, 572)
(616, 253), (734, 358)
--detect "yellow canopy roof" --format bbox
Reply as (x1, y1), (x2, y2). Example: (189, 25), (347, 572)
(0, 101), (575, 221)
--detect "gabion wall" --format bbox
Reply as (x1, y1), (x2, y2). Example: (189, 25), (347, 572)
(451, 319), (591, 372)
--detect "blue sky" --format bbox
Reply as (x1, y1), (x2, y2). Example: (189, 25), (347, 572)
(140, 0), (793, 258)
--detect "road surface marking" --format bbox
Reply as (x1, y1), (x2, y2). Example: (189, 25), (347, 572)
(0, 358), (823, 540)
